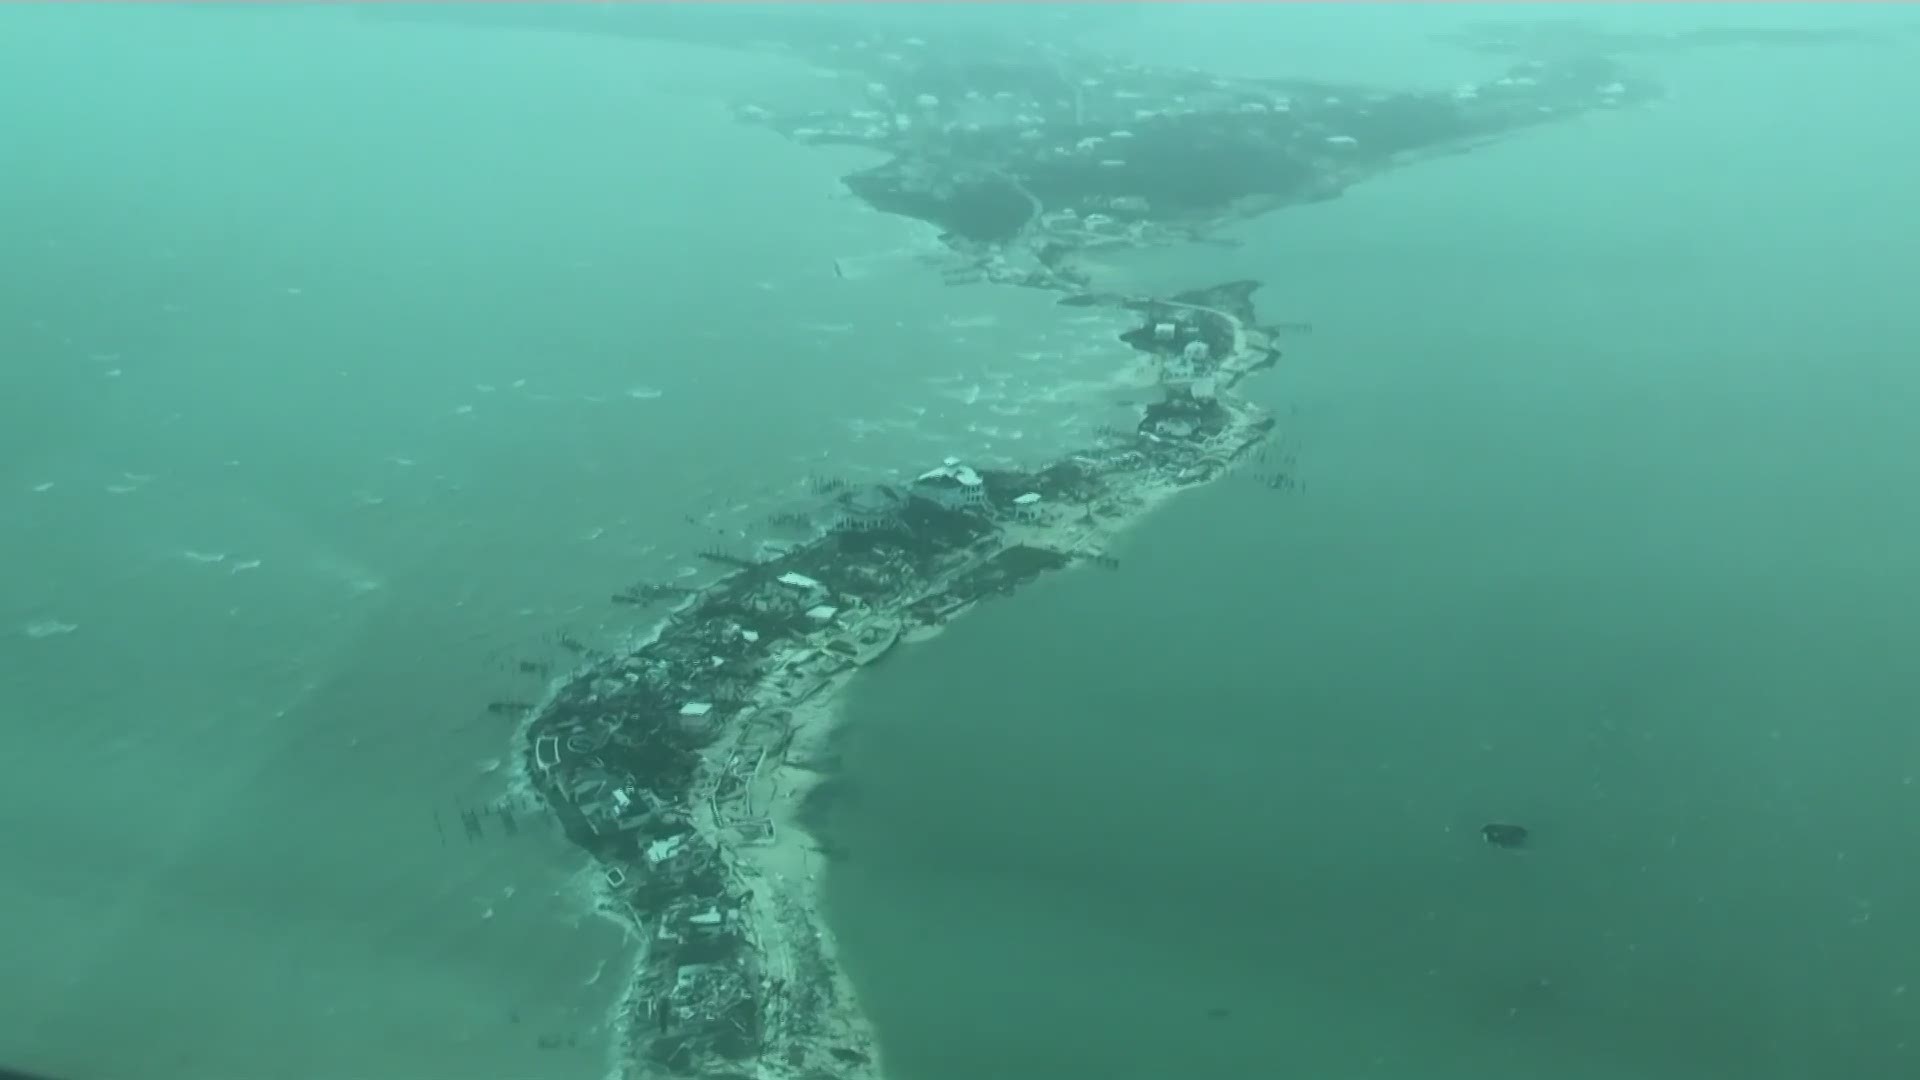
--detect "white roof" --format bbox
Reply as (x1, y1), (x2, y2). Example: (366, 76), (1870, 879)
(1013, 492), (1042, 505)
(917, 464), (982, 487)
(806, 605), (839, 621)
(777, 571), (822, 590)
(679, 702), (713, 717)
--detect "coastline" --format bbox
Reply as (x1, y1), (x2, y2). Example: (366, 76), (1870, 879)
(16, 9), (1908, 1080)
(502, 25), (1667, 1079)
(520, 283), (1281, 1079)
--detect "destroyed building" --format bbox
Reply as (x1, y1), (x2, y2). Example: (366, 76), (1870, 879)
(908, 460), (989, 512)
(1125, 303), (1234, 361)
(834, 484), (907, 532)
(1140, 391), (1233, 445)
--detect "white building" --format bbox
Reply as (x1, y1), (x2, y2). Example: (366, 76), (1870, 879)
(910, 461), (987, 511)
(766, 572), (827, 612)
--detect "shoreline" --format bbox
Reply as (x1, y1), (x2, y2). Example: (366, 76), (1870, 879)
(503, 27), (1670, 1079)
(521, 283), (1281, 1078)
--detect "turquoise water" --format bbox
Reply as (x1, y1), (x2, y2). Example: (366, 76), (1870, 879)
(1, 8), (1104, 1078)
(819, 32), (1920, 1080)
(6, 5), (1917, 1080)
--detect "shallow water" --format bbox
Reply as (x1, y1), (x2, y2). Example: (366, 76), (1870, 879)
(7, 6), (1917, 1080)
(819, 33), (1920, 1080)
(0, 8), (1117, 1079)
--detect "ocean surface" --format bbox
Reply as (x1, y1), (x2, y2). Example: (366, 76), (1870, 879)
(4, 5), (1917, 1080)
(818, 20), (1920, 1080)
(0, 7), (1122, 1079)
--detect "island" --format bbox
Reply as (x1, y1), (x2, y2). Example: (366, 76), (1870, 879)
(500, 24), (1664, 1080)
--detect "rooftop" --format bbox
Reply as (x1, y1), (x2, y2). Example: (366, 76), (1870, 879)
(915, 463), (983, 487)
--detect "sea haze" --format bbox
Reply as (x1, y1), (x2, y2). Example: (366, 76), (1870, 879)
(814, 20), (1920, 1080)
(0, 6), (1112, 1079)
(4, 5), (1917, 1080)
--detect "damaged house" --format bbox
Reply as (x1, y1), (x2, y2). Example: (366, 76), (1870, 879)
(1162, 339), (1213, 388)
(834, 485), (908, 532)
(909, 460), (988, 511)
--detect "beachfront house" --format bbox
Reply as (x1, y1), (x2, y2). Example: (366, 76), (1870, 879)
(909, 460), (987, 511)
